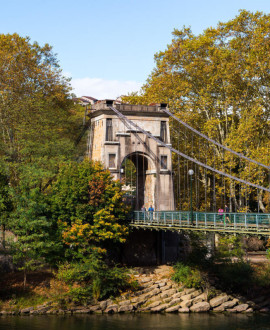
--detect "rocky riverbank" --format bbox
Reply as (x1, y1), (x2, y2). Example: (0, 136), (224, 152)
(0, 265), (269, 316)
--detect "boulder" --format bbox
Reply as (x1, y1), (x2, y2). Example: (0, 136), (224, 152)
(172, 291), (185, 299)
(221, 299), (238, 309)
(191, 290), (202, 298)
(151, 303), (170, 312)
(89, 305), (100, 312)
(210, 295), (229, 308)
(190, 302), (210, 312)
(143, 285), (159, 294)
(244, 308), (253, 313)
(118, 305), (134, 313)
(178, 307), (190, 313)
(104, 304), (118, 313)
(149, 294), (162, 302)
(157, 282), (167, 288)
(119, 300), (131, 307)
(30, 307), (51, 314)
(165, 304), (182, 312)
(145, 301), (161, 309)
(226, 308), (237, 313)
(73, 309), (91, 314)
(160, 284), (172, 292)
(260, 307), (270, 313)
(213, 305), (225, 312)
(180, 293), (192, 301)
(140, 277), (152, 284)
(100, 301), (108, 311)
(20, 307), (34, 314)
(160, 289), (177, 299)
(184, 288), (196, 294)
(168, 298), (182, 307)
(180, 299), (193, 308)
(234, 304), (249, 312)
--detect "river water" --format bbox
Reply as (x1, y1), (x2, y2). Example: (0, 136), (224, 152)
(0, 314), (270, 330)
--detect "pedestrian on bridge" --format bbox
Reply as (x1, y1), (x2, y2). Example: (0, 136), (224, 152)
(218, 208), (224, 224)
(225, 205), (231, 224)
(148, 205), (154, 222)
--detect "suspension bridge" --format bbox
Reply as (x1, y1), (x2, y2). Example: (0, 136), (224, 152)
(88, 100), (270, 237)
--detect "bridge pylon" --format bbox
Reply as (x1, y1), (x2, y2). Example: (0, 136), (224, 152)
(87, 100), (174, 211)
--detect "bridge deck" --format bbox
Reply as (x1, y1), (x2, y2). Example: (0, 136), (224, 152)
(131, 211), (270, 236)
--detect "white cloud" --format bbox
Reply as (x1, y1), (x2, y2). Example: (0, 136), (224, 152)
(71, 77), (142, 99)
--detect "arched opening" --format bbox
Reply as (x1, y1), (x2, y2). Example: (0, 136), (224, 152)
(120, 152), (153, 210)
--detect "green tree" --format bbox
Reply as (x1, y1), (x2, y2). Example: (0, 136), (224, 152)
(0, 163), (12, 249)
(0, 33), (84, 191)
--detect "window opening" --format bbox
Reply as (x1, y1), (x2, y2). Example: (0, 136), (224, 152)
(106, 118), (113, 141)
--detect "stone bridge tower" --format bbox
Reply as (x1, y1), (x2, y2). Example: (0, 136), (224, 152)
(87, 100), (174, 211)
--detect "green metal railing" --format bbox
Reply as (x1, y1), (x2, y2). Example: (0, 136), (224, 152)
(131, 211), (270, 235)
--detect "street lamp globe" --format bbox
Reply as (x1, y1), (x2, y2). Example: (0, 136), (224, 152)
(188, 169), (194, 176)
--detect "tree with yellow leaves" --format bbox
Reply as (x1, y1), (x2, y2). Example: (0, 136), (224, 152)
(123, 10), (270, 212)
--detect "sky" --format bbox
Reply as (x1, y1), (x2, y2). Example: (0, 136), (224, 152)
(2, 0), (270, 99)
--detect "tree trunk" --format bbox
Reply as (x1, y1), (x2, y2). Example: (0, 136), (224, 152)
(23, 269), (27, 290)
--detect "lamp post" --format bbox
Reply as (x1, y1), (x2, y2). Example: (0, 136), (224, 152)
(188, 169), (194, 225)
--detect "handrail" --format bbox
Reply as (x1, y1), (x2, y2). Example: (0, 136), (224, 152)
(131, 211), (270, 233)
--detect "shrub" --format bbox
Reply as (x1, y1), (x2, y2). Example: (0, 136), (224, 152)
(57, 253), (137, 302)
(215, 261), (253, 292)
(172, 262), (204, 289)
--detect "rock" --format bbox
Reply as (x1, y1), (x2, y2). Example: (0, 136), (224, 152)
(172, 291), (185, 299)
(160, 289), (177, 299)
(99, 300), (108, 311)
(156, 282), (166, 287)
(184, 288), (196, 294)
(180, 299), (193, 308)
(226, 308), (237, 313)
(89, 305), (100, 312)
(165, 304), (182, 312)
(151, 303), (170, 312)
(118, 305), (134, 313)
(0, 311), (8, 315)
(149, 294), (162, 302)
(30, 306), (51, 315)
(210, 295), (229, 308)
(191, 290), (202, 298)
(180, 293), (192, 301)
(234, 304), (249, 312)
(178, 307), (190, 313)
(246, 301), (256, 307)
(73, 309), (91, 314)
(259, 307), (270, 313)
(144, 301), (161, 309)
(168, 298), (182, 307)
(150, 288), (161, 296)
(136, 298), (147, 307)
(196, 292), (207, 301)
(140, 277), (152, 284)
(213, 305), (225, 312)
(244, 308), (253, 313)
(119, 300), (131, 307)
(143, 285), (159, 294)
(190, 302), (210, 312)
(221, 299), (238, 309)
(160, 284), (172, 292)
(20, 307), (34, 314)
(104, 304), (118, 313)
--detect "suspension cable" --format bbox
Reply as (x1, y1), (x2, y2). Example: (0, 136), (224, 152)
(163, 108), (270, 170)
(109, 106), (270, 193)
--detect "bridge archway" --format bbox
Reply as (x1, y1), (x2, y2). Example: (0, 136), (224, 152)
(120, 152), (156, 210)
